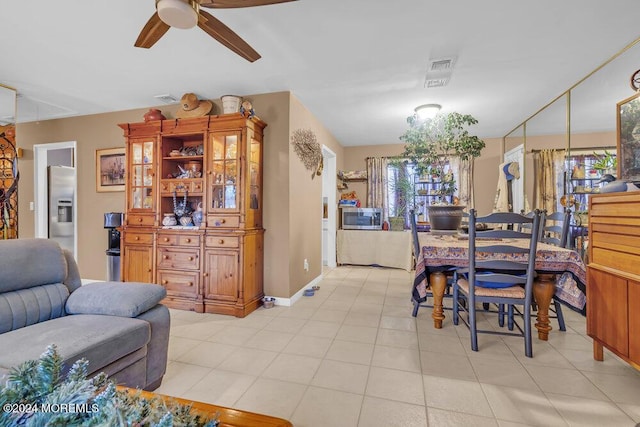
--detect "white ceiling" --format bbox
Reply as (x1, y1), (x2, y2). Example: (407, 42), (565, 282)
(2, 0), (640, 146)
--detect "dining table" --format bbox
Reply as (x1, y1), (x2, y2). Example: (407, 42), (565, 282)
(413, 233), (587, 340)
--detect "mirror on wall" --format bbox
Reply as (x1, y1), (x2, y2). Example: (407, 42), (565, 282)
(569, 38), (640, 152)
(0, 84), (18, 238)
(504, 124), (525, 154)
(504, 36), (640, 204)
(503, 124), (525, 213)
(524, 94), (568, 210)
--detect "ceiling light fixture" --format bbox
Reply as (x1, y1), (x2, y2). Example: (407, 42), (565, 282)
(414, 103), (442, 120)
(157, 0), (199, 29)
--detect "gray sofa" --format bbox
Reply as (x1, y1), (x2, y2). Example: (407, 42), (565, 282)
(0, 238), (170, 391)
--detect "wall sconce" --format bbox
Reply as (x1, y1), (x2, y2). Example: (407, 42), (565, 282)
(414, 103), (442, 120)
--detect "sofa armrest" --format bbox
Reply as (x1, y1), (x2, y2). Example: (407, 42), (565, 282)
(66, 282), (166, 318)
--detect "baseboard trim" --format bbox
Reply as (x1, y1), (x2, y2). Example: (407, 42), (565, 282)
(269, 274), (323, 307)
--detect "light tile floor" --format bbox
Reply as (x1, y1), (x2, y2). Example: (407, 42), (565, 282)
(156, 266), (640, 426)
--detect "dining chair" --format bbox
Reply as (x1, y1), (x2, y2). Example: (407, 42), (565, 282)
(452, 209), (541, 357)
(538, 209), (572, 332)
(540, 209), (571, 247)
(518, 210), (545, 241)
(410, 209), (453, 317)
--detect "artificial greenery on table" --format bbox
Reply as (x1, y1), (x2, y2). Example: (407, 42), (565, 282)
(0, 345), (219, 427)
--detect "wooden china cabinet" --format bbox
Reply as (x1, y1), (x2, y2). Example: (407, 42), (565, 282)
(119, 114), (266, 317)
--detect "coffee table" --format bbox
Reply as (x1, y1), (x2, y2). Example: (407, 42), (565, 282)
(119, 387), (293, 427)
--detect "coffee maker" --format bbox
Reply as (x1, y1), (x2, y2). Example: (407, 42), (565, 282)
(104, 212), (123, 281)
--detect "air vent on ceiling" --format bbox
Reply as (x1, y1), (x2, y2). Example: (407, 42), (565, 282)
(154, 94), (178, 104)
(429, 58), (455, 72)
(425, 78), (450, 88)
(424, 56), (457, 89)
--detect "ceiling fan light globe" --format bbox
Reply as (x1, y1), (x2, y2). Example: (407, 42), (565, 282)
(157, 0), (198, 29)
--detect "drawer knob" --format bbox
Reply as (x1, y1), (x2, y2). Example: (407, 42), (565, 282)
(134, 236), (140, 241)
(185, 238), (191, 243)
(163, 237), (169, 242)
(203, 272), (208, 277)
(188, 282), (193, 286)
(188, 256), (194, 261)
(218, 239), (224, 244)
(137, 218), (143, 222)
(220, 219), (226, 224)
(162, 280), (168, 285)
(163, 255), (168, 259)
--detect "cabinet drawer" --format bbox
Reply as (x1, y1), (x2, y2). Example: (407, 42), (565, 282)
(206, 235), (239, 249)
(158, 233), (200, 247)
(128, 214), (155, 226)
(158, 270), (199, 297)
(157, 247), (200, 270)
(124, 232), (153, 245)
(208, 215), (240, 228)
(160, 179), (205, 195)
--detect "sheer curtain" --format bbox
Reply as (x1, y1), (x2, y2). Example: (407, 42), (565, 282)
(366, 157), (388, 220)
(534, 149), (566, 212)
(450, 157), (474, 209)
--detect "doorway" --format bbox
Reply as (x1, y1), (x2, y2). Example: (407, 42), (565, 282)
(322, 146), (337, 268)
(34, 141), (77, 258)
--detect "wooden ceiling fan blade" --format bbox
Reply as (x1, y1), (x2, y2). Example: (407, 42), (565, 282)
(135, 12), (170, 48)
(197, 10), (261, 62)
(199, 0), (296, 9)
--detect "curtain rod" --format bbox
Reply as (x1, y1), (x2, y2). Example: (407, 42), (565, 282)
(528, 145), (615, 153)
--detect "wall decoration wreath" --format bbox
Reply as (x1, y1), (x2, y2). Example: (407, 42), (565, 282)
(291, 129), (323, 178)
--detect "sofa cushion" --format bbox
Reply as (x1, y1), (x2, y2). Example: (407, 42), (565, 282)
(0, 283), (70, 333)
(0, 239), (67, 293)
(66, 282), (166, 318)
(0, 314), (150, 375)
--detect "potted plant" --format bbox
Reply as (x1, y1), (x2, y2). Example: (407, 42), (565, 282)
(592, 150), (617, 177)
(400, 112), (485, 230)
(387, 159), (415, 231)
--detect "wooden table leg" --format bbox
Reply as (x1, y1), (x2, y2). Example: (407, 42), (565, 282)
(593, 340), (604, 361)
(533, 273), (555, 340)
(430, 272), (447, 329)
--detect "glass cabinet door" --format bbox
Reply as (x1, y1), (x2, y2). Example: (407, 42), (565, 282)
(210, 133), (239, 210)
(249, 137), (261, 210)
(130, 140), (154, 210)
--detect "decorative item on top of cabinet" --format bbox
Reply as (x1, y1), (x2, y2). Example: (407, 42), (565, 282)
(118, 114), (266, 317)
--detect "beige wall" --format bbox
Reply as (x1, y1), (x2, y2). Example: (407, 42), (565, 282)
(288, 94), (344, 297)
(15, 91), (343, 299)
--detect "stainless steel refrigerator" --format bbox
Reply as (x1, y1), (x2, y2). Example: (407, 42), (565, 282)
(48, 165), (75, 254)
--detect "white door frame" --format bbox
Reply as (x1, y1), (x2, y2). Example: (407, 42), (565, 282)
(504, 144), (525, 214)
(33, 141), (78, 259)
(322, 145), (337, 268)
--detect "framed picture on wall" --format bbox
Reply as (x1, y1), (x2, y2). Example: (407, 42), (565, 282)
(617, 91), (640, 181)
(96, 147), (125, 192)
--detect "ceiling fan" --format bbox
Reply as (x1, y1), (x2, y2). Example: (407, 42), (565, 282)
(135, 0), (296, 62)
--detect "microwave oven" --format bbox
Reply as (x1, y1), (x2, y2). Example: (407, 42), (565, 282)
(341, 207), (382, 230)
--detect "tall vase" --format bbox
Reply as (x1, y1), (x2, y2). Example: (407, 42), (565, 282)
(192, 202), (203, 227)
